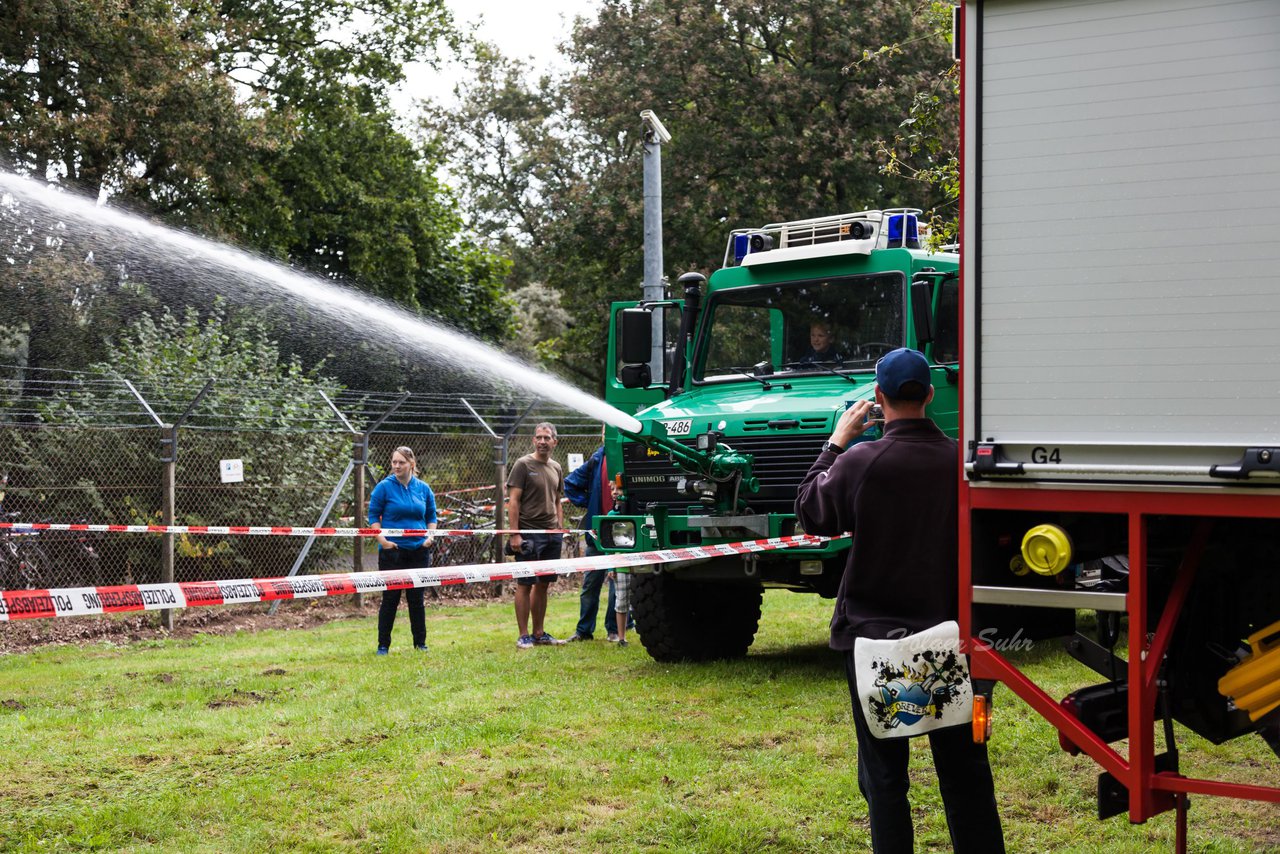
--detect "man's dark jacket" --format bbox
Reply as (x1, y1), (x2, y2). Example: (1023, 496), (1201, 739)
(795, 418), (958, 649)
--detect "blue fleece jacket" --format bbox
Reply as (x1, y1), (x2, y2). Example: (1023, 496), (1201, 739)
(565, 446), (606, 529)
(367, 475), (437, 549)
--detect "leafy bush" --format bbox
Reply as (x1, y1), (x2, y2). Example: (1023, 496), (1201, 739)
(3, 303), (352, 582)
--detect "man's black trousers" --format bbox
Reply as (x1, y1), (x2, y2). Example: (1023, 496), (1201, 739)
(844, 651), (1004, 854)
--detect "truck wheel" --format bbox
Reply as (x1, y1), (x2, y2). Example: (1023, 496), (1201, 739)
(631, 570), (763, 662)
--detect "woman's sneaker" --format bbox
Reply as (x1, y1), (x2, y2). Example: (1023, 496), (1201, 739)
(516, 635), (535, 650)
(533, 632), (566, 646)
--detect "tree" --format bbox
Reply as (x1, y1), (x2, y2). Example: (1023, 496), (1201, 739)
(508, 282), (571, 370)
(421, 48), (571, 289)
(0, 0), (513, 383)
(0, 202), (163, 393)
(223, 80), (512, 344)
(0, 0), (453, 225)
(431, 0), (956, 388)
(0, 0), (254, 225)
(872, 1), (959, 247)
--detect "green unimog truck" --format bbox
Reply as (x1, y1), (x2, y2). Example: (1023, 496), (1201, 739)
(596, 208), (958, 662)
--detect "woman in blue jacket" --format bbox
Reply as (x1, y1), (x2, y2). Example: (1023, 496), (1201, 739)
(368, 446), (437, 654)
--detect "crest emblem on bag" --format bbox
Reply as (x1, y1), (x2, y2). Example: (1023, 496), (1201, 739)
(855, 621), (974, 738)
(870, 648), (969, 730)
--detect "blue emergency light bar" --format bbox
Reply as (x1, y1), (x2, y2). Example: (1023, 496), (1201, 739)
(723, 208), (929, 267)
(887, 213), (921, 249)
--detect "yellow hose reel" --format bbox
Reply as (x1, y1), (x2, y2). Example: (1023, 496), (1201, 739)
(1218, 620), (1280, 723)
(1019, 524), (1073, 577)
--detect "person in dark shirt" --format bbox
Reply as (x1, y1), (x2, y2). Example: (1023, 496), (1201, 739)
(565, 444), (632, 642)
(795, 348), (1003, 854)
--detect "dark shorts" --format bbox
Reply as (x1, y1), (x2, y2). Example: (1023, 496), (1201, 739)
(515, 532), (562, 586)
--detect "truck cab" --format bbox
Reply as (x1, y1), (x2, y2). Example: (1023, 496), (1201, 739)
(599, 208), (959, 661)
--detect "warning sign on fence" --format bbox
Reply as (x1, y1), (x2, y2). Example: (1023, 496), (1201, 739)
(220, 459), (244, 483)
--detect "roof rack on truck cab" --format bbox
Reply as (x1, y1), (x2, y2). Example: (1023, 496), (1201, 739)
(723, 207), (926, 268)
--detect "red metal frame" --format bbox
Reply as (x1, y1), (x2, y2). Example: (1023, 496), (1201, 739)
(959, 487), (1280, 822)
(956, 2), (1279, 836)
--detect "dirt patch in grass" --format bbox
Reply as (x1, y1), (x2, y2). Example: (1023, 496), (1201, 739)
(0, 597), (366, 654)
(206, 689), (270, 709)
(0, 581), (549, 655)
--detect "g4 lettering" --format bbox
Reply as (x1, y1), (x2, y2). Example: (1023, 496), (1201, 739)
(1031, 447), (1062, 464)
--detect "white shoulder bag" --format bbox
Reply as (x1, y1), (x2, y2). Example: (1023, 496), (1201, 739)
(852, 620), (974, 739)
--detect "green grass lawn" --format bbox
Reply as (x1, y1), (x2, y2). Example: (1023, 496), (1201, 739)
(1, 591), (1276, 852)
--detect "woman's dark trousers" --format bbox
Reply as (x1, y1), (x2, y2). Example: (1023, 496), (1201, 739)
(377, 546), (430, 648)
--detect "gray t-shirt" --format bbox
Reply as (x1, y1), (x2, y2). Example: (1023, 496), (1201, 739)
(507, 454), (564, 529)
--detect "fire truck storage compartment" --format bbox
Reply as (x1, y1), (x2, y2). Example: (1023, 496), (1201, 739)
(967, 508), (1125, 643)
(962, 0), (1280, 482)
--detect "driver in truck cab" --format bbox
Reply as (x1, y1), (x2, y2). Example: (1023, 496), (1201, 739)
(798, 320), (844, 363)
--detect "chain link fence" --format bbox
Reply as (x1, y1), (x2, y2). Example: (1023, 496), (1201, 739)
(0, 364), (601, 592)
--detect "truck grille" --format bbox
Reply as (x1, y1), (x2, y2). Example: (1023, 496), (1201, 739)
(621, 435), (828, 515)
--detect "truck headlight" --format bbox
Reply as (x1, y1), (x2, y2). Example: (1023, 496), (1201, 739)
(610, 520), (637, 548)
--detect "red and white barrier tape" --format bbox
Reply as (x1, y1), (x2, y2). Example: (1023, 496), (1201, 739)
(0, 534), (835, 621)
(0, 522), (568, 537)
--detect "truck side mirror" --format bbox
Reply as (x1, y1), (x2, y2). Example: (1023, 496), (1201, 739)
(911, 280), (935, 346)
(619, 308), (653, 365)
(619, 363), (651, 388)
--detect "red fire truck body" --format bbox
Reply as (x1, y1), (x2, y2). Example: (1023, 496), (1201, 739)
(958, 0), (1280, 841)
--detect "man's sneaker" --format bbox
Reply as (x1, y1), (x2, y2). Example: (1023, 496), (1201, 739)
(617, 638), (629, 648)
(516, 635), (535, 650)
(606, 633), (620, 643)
(414, 644), (428, 652)
(375, 646), (389, 656)
(533, 632), (566, 646)
(566, 633), (592, 642)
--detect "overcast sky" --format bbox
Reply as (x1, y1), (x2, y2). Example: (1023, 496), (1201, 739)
(391, 0), (600, 119)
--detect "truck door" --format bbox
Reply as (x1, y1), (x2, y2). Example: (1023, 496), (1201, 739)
(926, 274), (959, 437)
(605, 300), (683, 415)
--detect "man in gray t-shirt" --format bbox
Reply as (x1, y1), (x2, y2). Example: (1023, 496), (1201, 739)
(506, 422), (566, 649)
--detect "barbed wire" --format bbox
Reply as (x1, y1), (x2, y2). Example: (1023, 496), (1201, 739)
(0, 363), (605, 435)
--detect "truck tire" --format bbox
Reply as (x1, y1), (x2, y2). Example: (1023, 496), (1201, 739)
(631, 570), (763, 662)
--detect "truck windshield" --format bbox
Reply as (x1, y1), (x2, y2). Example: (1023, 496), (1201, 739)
(696, 273), (904, 381)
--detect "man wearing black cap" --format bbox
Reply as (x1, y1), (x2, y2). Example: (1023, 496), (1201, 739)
(795, 348), (1004, 854)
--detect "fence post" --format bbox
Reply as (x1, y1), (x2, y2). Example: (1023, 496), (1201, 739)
(353, 435), (366, 586)
(123, 378), (210, 630)
(494, 433), (507, 566)
(462, 398), (536, 566)
(160, 427), (177, 631)
(265, 389), (361, 615)
(351, 432), (370, 607)
(165, 382), (212, 628)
